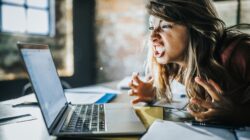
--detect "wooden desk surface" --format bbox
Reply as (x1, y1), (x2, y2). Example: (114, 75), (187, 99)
(0, 82), (156, 140)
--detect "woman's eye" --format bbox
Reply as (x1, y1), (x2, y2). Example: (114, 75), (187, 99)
(161, 25), (172, 29)
(148, 26), (154, 30)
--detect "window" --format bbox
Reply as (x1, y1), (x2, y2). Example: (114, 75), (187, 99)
(214, 0), (250, 34)
(0, 0), (73, 81)
(0, 0), (54, 36)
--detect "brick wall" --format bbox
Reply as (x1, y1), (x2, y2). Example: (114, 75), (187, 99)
(95, 0), (147, 82)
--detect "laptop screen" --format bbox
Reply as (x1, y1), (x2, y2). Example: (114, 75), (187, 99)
(20, 47), (67, 128)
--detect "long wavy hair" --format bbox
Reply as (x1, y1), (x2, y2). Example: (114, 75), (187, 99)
(145, 0), (243, 110)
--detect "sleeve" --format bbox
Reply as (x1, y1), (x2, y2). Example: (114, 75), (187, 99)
(231, 41), (250, 82)
(230, 41), (250, 104)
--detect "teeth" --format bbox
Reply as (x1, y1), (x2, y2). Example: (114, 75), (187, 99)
(156, 47), (166, 53)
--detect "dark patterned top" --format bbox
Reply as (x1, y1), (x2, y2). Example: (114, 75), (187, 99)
(219, 38), (250, 104)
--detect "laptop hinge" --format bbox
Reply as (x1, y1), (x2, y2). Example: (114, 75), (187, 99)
(48, 102), (69, 134)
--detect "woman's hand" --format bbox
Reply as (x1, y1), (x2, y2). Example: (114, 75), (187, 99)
(128, 73), (156, 104)
(187, 77), (238, 122)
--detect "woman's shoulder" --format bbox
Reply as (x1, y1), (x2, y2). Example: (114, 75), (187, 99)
(220, 35), (250, 81)
(220, 34), (250, 65)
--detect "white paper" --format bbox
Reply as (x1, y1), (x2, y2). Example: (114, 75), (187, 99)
(141, 120), (235, 140)
(1, 94), (37, 106)
(235, 128), (250, 140)
(65, 86), (121, 94)
(2, 91), (109, 106)
(0, 104), (29, 120)
(0, 104), (36, 126)
(65, 92), (105, 104)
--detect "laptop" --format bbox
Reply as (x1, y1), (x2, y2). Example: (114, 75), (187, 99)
(17, 42), (146, 137)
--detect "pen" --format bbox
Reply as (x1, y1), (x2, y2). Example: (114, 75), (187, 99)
(12, 102), (38, 107)
(0, 114), (31, 122)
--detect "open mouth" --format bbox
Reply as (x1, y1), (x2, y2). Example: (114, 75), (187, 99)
(154, 46), (166, 58)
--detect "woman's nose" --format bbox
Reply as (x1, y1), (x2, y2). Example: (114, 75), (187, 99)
(150, 29), (160, 42)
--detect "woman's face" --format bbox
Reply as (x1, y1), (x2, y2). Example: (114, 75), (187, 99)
(149, 15), (189, 65)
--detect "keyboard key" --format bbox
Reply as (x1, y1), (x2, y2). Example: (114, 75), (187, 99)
(61, 104), (106, 132)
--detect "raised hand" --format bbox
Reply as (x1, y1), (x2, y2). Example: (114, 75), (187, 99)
(187, 77), (238, 122)
(128, 73), (156, 104)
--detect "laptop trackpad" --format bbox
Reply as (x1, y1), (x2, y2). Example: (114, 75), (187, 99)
(104, 103), (145, 134)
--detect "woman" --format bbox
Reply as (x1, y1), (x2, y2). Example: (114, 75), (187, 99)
(129, 0), (250, 124)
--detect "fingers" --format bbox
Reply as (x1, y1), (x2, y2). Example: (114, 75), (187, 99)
(128, 81), (137, 89)
(132, 98), (144, 104)
(129, 72), (155, 104)
(187, 107), (217, 122)
(208, 79), (223, 95)
(128, 76), (140, 97)
(128, 89), (136, 96)
(132, 97), (152, 104)
(132, 72), (142, 85)
(147, 77), (154, 84)
(146, 75), (152, 80)
(128, 73), (143, 97)
(190, 98), (214, 109)
(195, 77), (220, 101)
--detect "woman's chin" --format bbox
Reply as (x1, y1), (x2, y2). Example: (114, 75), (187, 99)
(156, 57), (168, 64)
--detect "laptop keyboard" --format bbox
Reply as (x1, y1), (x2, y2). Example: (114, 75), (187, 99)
(61, 104), (106, 132)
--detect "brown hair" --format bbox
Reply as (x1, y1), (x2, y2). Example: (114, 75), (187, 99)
(145, 0), (239, 110)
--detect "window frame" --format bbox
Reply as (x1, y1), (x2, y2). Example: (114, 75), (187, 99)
(0, 0), (96, 102)
(0, 0), (55, 37)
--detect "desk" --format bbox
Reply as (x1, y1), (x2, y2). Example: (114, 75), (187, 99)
(0, 82), (162, 140)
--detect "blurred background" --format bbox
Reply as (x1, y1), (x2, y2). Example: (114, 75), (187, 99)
(0, 0), (249, 101)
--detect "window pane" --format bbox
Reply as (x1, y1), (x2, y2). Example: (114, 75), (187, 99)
(2, 0), (25, 5)
(214, 1), (237, 27)
(27, 9), (49, 35)
(27, 0), (48, 8)
(2, 5), (26, 33)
